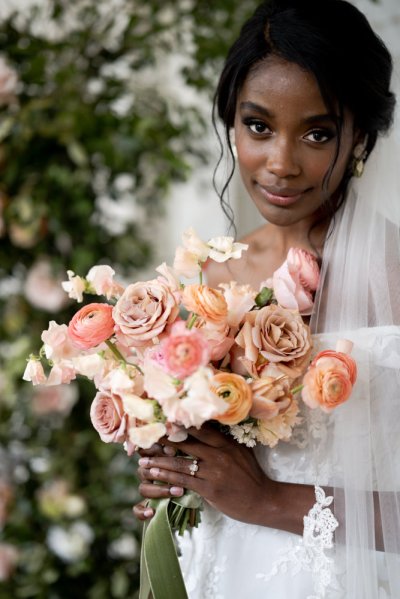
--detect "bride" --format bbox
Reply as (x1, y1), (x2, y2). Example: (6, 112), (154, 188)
(134, 1), (400, 597)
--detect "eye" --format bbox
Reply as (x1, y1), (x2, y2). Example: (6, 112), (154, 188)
(242, 118), (271, 135)
(304, 129), (334, 143)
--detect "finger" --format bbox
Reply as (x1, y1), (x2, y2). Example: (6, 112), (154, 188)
(139, 456), (202, 478)
(133, 502), (155, 521)
(187, 425), (232, 448)
(147, 466), (202, 493)
(138, 443), (164, 457)
(139, 482), (185, 499)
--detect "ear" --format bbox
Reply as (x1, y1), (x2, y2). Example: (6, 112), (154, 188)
(352, 129), (368, 155)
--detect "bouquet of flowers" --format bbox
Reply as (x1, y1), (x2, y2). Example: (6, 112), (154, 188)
(23, 228), (357, 599)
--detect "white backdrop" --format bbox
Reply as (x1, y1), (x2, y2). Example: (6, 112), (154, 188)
(158, 0), (400, 266)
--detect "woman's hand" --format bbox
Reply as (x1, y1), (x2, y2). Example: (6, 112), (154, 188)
(134, 425), (277, 527)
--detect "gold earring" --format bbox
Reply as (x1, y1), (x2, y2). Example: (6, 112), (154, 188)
(352, 141), (367, 178)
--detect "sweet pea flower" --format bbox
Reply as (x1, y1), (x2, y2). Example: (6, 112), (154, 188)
(62, 270), (86, 302)
(46, 362), (76, 386)
(127, 422), (167, 450)
(41, 321), (81, 361)
(86, 265), (124, 299)
(68, 303), (115, 350)
(23, 359), (47, 385)
(219, 281), (257, 327)
(162, 366), (227, 429)
(207, 236), (248, 263)
(173, 228), (210, 278)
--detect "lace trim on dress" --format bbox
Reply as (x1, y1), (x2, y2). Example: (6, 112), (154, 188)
(256, 486), (339, 599)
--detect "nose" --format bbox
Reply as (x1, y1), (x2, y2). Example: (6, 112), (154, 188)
(266, 137), (301, 178)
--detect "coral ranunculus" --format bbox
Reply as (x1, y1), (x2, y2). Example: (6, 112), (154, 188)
(161, 321), (210, 379)
(301, 343), (357, 413)
(212, 372), (253, 425)
(68, 303), (115, 349)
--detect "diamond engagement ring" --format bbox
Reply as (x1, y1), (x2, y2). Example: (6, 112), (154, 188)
(189, 459), (199, 477)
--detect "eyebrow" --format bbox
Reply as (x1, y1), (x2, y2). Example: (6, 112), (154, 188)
(239, 101), (336, 124)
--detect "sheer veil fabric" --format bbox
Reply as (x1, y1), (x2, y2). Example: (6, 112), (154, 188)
(310, 65), (400, 596)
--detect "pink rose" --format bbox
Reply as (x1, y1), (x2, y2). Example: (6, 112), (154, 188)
(161, 321), (210, 379)
(68, 303), (115, 350)
(90, 390), (128, 444)
(268, 248), (320, 316)
(113, 279), (179, 348)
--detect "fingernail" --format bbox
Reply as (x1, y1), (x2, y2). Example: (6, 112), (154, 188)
(170, 487), (184, 497)
(163, 446), (176, 456)
(144, 508), (154, 517)
(150, 468), (160, 477)
(138, 458), (150, 467)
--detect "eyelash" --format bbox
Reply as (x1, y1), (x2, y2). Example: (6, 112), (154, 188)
(242, 118), (335, 144)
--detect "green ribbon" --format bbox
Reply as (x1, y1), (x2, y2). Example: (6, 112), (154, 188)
(139, 493), (202, 599)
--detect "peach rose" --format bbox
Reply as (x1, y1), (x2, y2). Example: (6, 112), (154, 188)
(68, 303), (115, 350)
(182, 284), (228, 325)
(235, 304), (312, 378)
(302, 345), (357, 413)
(90, 390), (128, 444)
(113, 279), (179, 348)
(250, 376), (293, 420)
(256, 399), (301, 448)
(212, 372), (252, 425)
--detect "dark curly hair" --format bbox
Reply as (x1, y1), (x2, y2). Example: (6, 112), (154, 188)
(213, 0), (396, 229)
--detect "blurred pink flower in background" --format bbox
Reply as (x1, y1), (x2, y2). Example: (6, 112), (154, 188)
(24, 259), (69, 312)
(31, 383), (78, 416)
(0, 543), (19, 581)
(0, 55), (18, 106)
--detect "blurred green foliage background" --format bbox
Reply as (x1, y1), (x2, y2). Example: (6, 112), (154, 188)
(0, 1), (259, 597)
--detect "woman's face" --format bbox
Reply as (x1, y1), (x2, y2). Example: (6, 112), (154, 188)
(234, 55), (358, 227)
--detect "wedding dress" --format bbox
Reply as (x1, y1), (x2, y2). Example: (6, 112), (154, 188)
(178, 326), (400, 599)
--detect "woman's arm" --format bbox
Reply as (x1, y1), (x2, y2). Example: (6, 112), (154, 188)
(133, 425), (386, 550)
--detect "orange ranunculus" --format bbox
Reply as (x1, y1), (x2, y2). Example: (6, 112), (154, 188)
(301, 348), (357, 413)
(182, 284), (228, 325)
(68, 303), (115, 350)
(212, 372), (252, 425)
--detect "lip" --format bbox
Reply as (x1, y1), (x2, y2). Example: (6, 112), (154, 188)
(256, 183), (307, 207)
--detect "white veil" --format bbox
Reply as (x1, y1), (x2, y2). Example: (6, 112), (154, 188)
(310, 66), (400, 596)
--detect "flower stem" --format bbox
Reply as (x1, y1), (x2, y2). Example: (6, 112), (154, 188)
(199, 266), (203, 286)
(186, 313), (198, 330)
(291, 384), (304, 395)
(105, 339), (144, 375)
